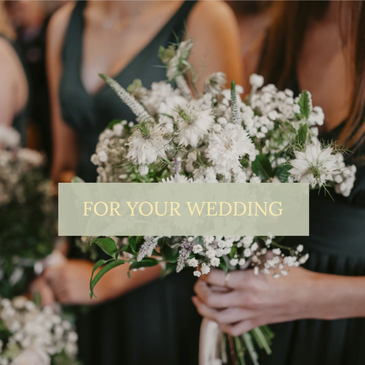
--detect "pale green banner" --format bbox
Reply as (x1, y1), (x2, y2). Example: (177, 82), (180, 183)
(58, 183), (309, 236)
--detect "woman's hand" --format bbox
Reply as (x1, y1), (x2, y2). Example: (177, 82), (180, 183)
(192, 267), (353, 336)
(43, 258), (162, 305)
(43, 259), (98, 305)
(29, 276), (56, 308)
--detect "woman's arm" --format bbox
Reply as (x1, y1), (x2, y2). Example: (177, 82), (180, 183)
(0, 37), (28, 127)
(186, 1), (244, 90)
(193, 267), (365, 336)
(46, 3), (79, 185)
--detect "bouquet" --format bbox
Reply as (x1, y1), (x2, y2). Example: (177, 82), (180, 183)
(81, 40), (355, 364)
(0, 296), (79, 365)
(0, 126), (57, 298)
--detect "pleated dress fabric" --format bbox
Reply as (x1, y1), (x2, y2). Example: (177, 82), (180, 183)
(59, 2), (201, 365)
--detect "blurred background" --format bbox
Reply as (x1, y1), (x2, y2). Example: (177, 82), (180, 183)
(3, 0), (271, 172)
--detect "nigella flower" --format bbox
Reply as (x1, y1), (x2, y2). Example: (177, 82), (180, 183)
(203, 72), (227, 95)
(137, 236), (160, 261)
(206, 124), (257, 171)
(162, 174), (193, 183)
(127, 122), (168, 165)
(289, 139), (339, 188)
(176, 238), (194, 272)
(174, 105), (214, 147)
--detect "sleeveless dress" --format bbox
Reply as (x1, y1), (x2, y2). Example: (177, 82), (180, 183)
(59, 2), (201, 365)
(0, 34), (29, 146)
(258, 75), (365, 365)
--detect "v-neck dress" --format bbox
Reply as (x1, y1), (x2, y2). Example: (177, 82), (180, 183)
(59, 2), (201, 365)
(256, 72), (365, 365)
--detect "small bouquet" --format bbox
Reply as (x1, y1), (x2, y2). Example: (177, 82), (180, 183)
(0, 126), (57, 298)
(82, 41), (355, 364)
(0, 296), (79, 365)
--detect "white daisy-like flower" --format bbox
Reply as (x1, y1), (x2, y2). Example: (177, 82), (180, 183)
(206, 124), (257, 171)
(162, 174), (193, 183)
(289, 139), (339, 188)
(174, 106), (214, 147)
(127, 123), (168, 165)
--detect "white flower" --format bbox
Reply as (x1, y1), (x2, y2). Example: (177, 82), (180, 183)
(97, 150), (108, 162)
(0, 125), (21, 148)
(289, 140), (339, 188)
(193, 244), (203, 254)
(210, 257), (220, 267)
(201, 263), (211, 275)
(298, 253), (309, 264)
(174, 106), (214, 147)
(204, 72), (226, 95)
(193, 270), (201, 277)
(162, 174), (193, 183)
(230, 258), (238, 266)
(139, 165), (149, 176)
(206, 124), (257, 171)
(187, 258), (199, 267)
(127, 123), (168, 165)
(12, 349), (50, 365)
(249, 74), (264, 89)
(112, 123), (124, 137)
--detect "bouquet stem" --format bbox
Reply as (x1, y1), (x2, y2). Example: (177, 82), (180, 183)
(200, 319), (274, 365)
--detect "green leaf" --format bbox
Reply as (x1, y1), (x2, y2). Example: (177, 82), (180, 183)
(92, 237), (118, 258)
(295, 123), (308, 146)
(274, 164), (292, 183)
(298, 90), (312, 119)
(71, 176), (85, 183)
(251, 155), (273, 181)
(128, 236), (137, 253)
(161, 262), (177, 277)
(89, 259), (111, 298)
(129, 258), (160, 270)
(107, 119), (122, 129)
(160, 244), (179, 263)
(90, 259), (125, 298)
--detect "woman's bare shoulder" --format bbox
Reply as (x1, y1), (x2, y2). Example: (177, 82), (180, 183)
(47, 2), (75, 47)
(187, 1), (237, 30)
(0, 37), (22, 82)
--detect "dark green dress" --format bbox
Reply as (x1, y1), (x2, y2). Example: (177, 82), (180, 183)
(59, 2), (201, 365)
(258, 76), (365, 365)
(0, 34), (29, 145)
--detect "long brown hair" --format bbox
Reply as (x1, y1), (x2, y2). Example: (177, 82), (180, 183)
(260, 1), (365, 149)
(0, 1), (15, 39)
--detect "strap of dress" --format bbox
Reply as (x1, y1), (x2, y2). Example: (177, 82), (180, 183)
(61, 2), (85, 78)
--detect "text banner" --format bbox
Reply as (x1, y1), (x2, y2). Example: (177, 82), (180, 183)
(58, 183), (309, 236)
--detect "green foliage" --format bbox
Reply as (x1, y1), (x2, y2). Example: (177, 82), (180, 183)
(127, 79), (143, 94)
(274, 164), (292, 183)
(92, 237), (119, 259)
(251, 155), (273, 181)
(107, 119), (123, 130)
(129, 258), (160, 270)
(0, 169), (57, 298)
(295, 123), (308, 147)
(297, 90), (312, 120)
(90, 259), (125, 298)
(158, 45), (176, 65)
